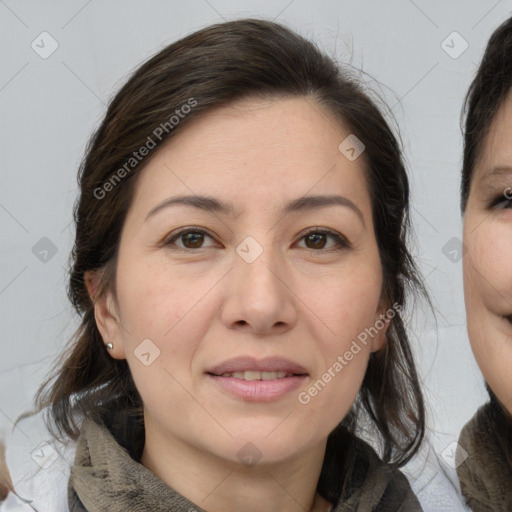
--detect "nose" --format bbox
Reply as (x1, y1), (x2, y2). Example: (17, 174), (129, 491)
(219, 241), (298, 335)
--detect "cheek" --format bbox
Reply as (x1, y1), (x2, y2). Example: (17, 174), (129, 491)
(464, 219), (512, 408)
(310, 265), (382, 384)
(114, 257), (216, 401)
(120, 287), (209, 421)
(322, 264), (382, 329)
(300, 349), (370, 428)
(116, 252), (215, 339)
(488, 222), (512, 288)
(464, 222), (512, 313)
(298, 285), (375, 428)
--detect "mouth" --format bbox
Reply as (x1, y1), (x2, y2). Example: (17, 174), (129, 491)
(206, 373), (308, 402)
(206, 356), (309, 377)
(208, 371), (307, 380)
(205, 357), (309, 401)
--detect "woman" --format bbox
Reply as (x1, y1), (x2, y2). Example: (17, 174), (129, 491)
(1, 18), (427, 511)
(457, 15), (512, 511)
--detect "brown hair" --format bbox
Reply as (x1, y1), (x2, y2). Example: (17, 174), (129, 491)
(19, 18), (426, 468)
(0, 439), (13, 501)
(461, 16), (512, 211)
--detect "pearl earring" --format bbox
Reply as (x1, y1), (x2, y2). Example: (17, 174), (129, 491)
(106, 342), (114, 350)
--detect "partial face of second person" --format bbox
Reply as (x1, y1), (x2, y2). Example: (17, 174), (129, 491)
(463, 90), (512, 415)
(92, 96), (388, 473)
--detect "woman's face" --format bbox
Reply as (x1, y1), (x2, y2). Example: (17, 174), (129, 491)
(94, 96), (388, 465)
(463, 92), (512, 415)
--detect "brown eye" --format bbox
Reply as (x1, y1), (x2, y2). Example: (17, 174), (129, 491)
(298, 229), (350, 251)
(305, 232), (327, 249)
(181, 231), (205, 248)
(164, 228), (216, 250)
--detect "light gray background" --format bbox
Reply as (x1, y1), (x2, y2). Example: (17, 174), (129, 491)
(1, 0), (510, 470)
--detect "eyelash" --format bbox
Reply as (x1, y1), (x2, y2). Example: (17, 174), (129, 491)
(163, 226), (351, 253)
(490, 193), (512, 209)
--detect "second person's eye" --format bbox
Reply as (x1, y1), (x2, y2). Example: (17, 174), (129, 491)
(490, 192), (512, 209)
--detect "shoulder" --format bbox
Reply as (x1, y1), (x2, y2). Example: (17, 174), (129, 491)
(319, 428), (423, 511)
(401, 437), (470, 512)
(456, 401), (512, 510)
(0, 411), (78, 512)
(320, 427), (470, 511)
(351, 436), (423, 511)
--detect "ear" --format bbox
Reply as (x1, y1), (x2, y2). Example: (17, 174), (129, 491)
(370, 296), (393, 353)
(84, 270), (126, 359)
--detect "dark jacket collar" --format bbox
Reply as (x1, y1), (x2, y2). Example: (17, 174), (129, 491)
(457, 400), (512, 511)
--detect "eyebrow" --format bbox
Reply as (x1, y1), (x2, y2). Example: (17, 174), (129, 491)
(145, 194), (366, 226)
(479, 166), (512, 183)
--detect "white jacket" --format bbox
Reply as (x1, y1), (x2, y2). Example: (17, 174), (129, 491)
(0, 411), (77, 512)
(0, 412), (468, 512)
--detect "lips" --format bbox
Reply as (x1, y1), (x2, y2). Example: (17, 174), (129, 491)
(207, 356), (308, 377)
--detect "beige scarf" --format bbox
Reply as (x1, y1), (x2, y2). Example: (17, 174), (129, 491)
(68, 408), (421, 511)
(457, 400), (512, 511)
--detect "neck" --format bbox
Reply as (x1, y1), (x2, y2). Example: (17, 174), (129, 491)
(140, 421), (331, 512)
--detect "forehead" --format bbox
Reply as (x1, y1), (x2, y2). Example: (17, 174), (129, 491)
(126, 96), (373, 224)
(475, 92), (512, 179)
(167, 96), (348, 164)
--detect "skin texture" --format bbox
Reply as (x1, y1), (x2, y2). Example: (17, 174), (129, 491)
(87, 96), (389, 512)
(463, 91), (512, 416)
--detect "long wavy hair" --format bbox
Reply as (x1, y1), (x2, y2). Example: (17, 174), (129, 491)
(17, 18), (426, 469)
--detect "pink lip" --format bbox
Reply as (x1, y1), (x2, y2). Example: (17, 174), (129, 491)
(207, 356), (308, 376)
(207, 374), (307, 402)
